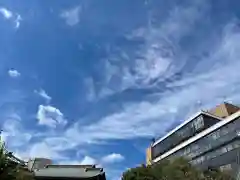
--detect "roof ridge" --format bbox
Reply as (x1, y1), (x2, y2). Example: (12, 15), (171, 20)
(45, 164), (96, 168)
(223, 101), (240, 108)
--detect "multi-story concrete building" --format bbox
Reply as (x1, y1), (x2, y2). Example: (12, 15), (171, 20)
(146, 102), (240, 177)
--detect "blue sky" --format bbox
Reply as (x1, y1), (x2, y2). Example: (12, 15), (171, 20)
(1, 0), (240, 179)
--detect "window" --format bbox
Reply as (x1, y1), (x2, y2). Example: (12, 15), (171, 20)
(220, 164), (232, 171)
(167, 118), (240, 162)
(153, 117), (240, 160)
(193, 116), (204, 130)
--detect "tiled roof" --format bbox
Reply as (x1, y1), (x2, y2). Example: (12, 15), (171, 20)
(33, 166), (105, 178)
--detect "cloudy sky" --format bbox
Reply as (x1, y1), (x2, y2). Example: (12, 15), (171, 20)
(1, 0), (240, 179)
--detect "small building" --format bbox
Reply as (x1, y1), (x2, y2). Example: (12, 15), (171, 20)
(33, 164), (106, 180)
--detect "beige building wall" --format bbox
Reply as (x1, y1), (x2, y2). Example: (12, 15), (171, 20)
(146, 147), (152, 166)
(208, 102), (239, 118)
(28, 158), (52, 171)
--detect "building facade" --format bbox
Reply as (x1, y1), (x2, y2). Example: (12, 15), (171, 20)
(146, 147), (152, 166)
(151, 112), (222, 160)
(147, 103), (240, 177)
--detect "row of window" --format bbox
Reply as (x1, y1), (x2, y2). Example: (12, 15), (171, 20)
(172, 130), (238, 160)
(219, 164), (232, 171)
(165, 117), (240, 165)
(152, 115), (209, 159)
(191, 140), (240, 165)
(169, 117), (240, 161)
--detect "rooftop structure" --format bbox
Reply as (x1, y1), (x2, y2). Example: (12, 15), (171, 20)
(151, 111), (222, 159)
(26, 158), (107, 180)
(33, 164), (106, 180)
(207, 102), (240, 118)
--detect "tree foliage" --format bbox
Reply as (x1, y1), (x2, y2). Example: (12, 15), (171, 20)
(122, 158), (234, 180)
(0, 141), (18, 179)
(0, 136), (33, 180)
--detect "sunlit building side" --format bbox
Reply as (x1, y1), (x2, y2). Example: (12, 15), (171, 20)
(146, 102), (240, 178)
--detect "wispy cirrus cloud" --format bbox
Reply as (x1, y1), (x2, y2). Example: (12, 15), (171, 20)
(58, 153), (124, 167)
(35, 89), (52, 103)
(2, 3), (240, 178)
(14, 14), (22, 29)
(1, 113), (32, 148)
(0, 7), (13, 19)
(65, 17), (240, 145)
(14, 141), (69, 161)
(84, 78), (97, 102)
(58, 156), (97, 166)
(0, 7), (22, 28)
(60, 6), (81, 26)
(85, 0), (209, 99)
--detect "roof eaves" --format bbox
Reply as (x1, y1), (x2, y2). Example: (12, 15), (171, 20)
(152, 111), (204, 147)
(153, 110), (240, 163)
(33, 167), (104, 178)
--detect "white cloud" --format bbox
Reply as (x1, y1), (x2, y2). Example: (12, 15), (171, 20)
(101, 153), (124, 164)
(57, 160), (82, 165)
(36, 105), (67, 128)
(0, 7), (13, 19)
(35, 89), (52, 102)
(45, 137), (76, 151)
(14, 14), (22, 29)
(84, 78), (96, 102)
(0, 7), (22, 28)
(80, 156), (97, 165)
(2, 0), (240, 169)
(63, 20), (240, 144)
(65, 101), (171, 142)
(28, 142), (65, 159)
(8, 69), (21, 78)
(57, 156), (99, 166)
(1, 114), (32, 148)
(96, 0), (209, 98)
(13, 141), (68, 161)
(60, 6), (81, 26)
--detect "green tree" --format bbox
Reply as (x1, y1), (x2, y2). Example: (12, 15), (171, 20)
(160, 158), (202, 180)
(203, 168), (234, 180)
(122, 166), (157, 180)
(0, 132), (34, 180)
(122, 158), (233, 180)
(16, 168), (34, 180)
(0, 141), (18, 179)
